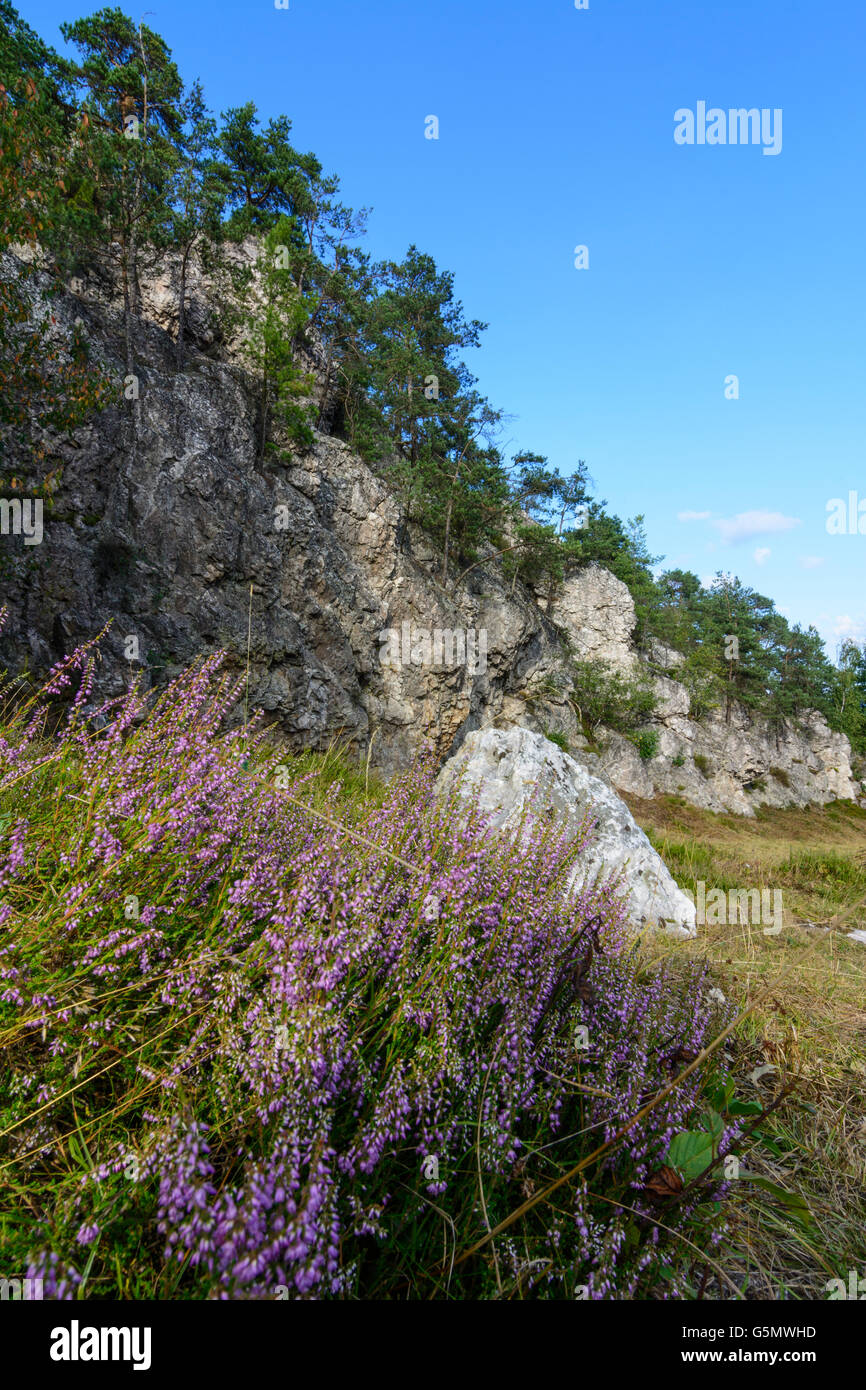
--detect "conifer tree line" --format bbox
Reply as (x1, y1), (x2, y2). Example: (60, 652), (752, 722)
(1, 3), (864, 751)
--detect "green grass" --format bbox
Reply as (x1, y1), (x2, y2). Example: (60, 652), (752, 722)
(543, 729), (570, 753)
(633, 792), (866, 1299)
(776, 848), (866, 907)
(644, 830), (742, 895)
(271, 738), (389, 815)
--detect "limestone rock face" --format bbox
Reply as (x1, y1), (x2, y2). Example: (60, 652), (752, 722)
(549, 565), (638, 672)
(642, 703), (860, 816)
(436, 726), (697, 937)
(0, 256), (571, 777)
(648, 636), (685, 671)
(1, 250), (860, 814)
(547, 559), (862, 815)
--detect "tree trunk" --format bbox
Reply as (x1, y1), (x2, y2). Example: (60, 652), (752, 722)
(407, 374), (417, 464)
(260, 341), (270, 462)
(317, 352), (334, 430)
(176, 243), (191, 368)
(441, 494), (453, 586)
(120, 238), (140, 448)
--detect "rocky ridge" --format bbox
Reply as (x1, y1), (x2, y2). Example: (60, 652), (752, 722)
(546, 567), (862, 817)
(0, 250), (861, 815)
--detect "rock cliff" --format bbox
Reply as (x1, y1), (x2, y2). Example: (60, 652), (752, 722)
(0, 250), (569, 777)
(1, 250), (861, 814)
(546, 567), (862, 817)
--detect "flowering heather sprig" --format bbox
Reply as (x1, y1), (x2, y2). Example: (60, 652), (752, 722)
(24, 1251), (82, 1301)
(0, 644), (737, 1299)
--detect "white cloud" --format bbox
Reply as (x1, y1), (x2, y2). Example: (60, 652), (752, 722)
(832, 615), (866, 640)
(800, 555), (825, 570)
(753, 547), (771, 565)
(677, 510), (713, 522)
(713, 510), (802, 544)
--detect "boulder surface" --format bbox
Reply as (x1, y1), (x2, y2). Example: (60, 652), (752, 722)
(436, 726), (697, 937)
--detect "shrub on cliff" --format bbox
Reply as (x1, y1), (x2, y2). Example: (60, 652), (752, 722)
(569, 657), (657, 740)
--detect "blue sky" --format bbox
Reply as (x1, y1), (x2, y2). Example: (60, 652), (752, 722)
(23, 0), (866, 657)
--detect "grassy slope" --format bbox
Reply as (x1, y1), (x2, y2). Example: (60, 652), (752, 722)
(629, 792), (866, 1298)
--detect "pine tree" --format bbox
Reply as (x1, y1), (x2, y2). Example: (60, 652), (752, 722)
(240, 217), (315, 461)
(766, 621), (834, 727)
(0, 1), (112, 466)
(211, 103), (321, 238)
(169, 79), (224, 365)
(60, 8), (184, 425)
(699, 575), (775, 721)
(832, 640), (866, 751)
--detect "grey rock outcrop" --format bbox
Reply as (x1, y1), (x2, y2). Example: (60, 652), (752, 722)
(436, 726), (697, 936)
(0, 249), (860, 815)
(0, 253), (571, 777)
(548, 565), (862, 815)
(548, 566), (639, 673)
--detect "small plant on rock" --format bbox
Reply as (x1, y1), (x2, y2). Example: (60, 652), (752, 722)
(629, 728), (659, 761)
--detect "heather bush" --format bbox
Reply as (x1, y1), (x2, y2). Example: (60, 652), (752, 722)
(0, 620), (740, 1299)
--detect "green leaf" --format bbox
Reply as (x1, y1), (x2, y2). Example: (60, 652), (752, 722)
(667, 1129), (716, 1183)
(706, 1078), (735, 1112)
(726, 1099), (763, 1117)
